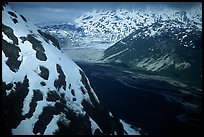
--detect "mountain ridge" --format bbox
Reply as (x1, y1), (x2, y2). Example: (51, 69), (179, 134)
(2, 3), (141, 135)
(75, 7), (201, 42)
(102, 19), (202, 88)
(38, 5), (202, 54)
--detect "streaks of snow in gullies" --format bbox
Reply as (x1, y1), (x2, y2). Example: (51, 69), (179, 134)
(3, 4), (141, 135)
(2, 4), (101, 135)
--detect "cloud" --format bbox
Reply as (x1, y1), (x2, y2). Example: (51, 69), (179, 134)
(8, 2), (201, 25)
(162, 2), (201, 10)
(9, 2), (201, 10)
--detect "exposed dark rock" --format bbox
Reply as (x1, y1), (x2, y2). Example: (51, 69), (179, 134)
(38, 66), (49, 80)
(2, 23), (19, 45)
(20, 15), (27, 22)
(111, 115), (125, 135)
(24, 89), (43, 118)
(33, 106), (60, 135)
(60, 93), (66, 105)
(2, 81), (12, 135)
(54, 64), (66, 91)
(46, 90), (60, 102)
(18, 34), (48, 61)
(33, 100), (92, 135)
(94, 128), (103, 135)
(55, 102), (66, 112)
(36, 51), (47, 61)
(73, 98), (76, 101)
(3, 76), (29, 131)
(19, 36), (27, 43)
(33, 90), (43, 101)
(79, 70), (91, 92)
(40, 81), (46, 86)
(55, 110), (92, 135)
(79, 70), (98, 106)
(26, 34), (47, 61)
(12, 18), (18, 24)
(37, 29), (61, 50)
(68, 84), (71, 89)
(81, 99), (111, 134)
(2, 39), (21, 72)
(2, 2), (8, 11)
(6, 83), (13, 90)
(26, 35), (45, 52)
(71, 89), (75, 96)
(8, 11), (17, 18)
(80, 86), (86, 94)
(81, 99), (124, 135)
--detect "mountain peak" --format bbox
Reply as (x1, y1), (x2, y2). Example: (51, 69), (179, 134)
(2, 4), (141, 135)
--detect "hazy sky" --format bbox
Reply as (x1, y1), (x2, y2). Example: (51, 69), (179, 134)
(9, 2), (201, 25)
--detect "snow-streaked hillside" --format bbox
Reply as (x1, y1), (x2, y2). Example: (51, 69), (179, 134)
(102, 18), (202, 88)
(2, 3), (142, 135)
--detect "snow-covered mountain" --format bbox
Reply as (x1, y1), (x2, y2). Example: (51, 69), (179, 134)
(38, 23), (86, 48)
(40, 6), (202, 45)
(75, 7), (201, 42)
(38, 5), (202, 63)
(2, 3), (142, 135)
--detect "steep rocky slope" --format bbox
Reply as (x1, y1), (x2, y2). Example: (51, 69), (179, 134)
(2, 3), (141, 135)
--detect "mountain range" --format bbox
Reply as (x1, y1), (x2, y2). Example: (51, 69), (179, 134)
(75, 7), (201, 42)
(38, 6), (202, 89)
(39, 6), (201, 47)
(101, 9), (202, 88)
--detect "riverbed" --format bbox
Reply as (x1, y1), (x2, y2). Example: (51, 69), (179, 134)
(76, 61), (203, 135)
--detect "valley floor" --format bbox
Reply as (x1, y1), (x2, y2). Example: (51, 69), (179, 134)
(61, 41), (113, 63)
(63, 48), (104, 63)
(75, 61), (203, 135)
(62, 47), (203, 134)
(63, 46), (202, 92)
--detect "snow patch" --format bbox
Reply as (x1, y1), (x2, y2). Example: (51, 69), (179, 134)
(175, 62), (190, 69)
(105, 48), (128, 61)
(135, 55), (174, 72)
(44, 114), (62, 135)
(120, 120), (140, 135)
(89, 117), (102, 134)
(2, 32), (13, 43)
